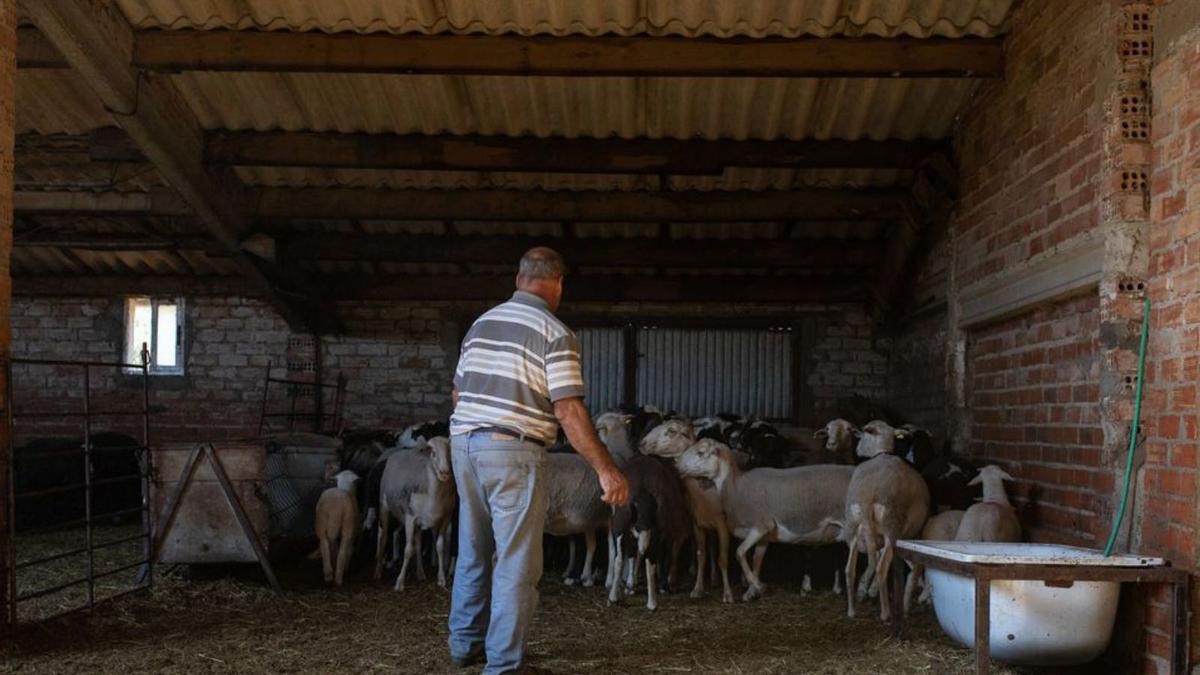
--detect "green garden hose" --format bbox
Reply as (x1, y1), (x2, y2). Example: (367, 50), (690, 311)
(1103, 293), (1151, 557)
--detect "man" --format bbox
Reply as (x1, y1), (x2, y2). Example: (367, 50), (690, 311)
(448, 247), (629, 674)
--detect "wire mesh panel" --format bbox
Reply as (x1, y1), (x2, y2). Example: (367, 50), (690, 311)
(576, 327), (624, 415)
(635, 327), (793, 418)
(7, 358), (154, 624)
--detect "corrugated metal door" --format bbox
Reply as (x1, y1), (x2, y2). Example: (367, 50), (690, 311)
(636, 327), (792, 418)
(577, 327), (623, 414)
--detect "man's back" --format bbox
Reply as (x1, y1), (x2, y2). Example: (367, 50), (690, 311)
(451, 290), (584, 443)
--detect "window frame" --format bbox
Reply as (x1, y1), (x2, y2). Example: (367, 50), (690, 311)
(124, 296), (185, 376)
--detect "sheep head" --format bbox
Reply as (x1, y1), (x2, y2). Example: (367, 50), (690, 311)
(639, 418), (696, 458)
(969, 464), (1014, 487)
(675, 439), (729, 482)
(817, 418), (858, 453)
(334, 469), (360, 492)
(855, 419), (896, 459)
(427, 437), (452, 482)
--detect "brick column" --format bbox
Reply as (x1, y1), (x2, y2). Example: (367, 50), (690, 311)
(0, 0), (17, 633)
(1097, 2), (1155, 553)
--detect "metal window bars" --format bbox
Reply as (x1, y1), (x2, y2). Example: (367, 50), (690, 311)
(4, 352), (154, 624)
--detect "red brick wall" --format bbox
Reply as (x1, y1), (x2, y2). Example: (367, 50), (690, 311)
(1138, 14), (1200, 673)
(950, 0), (1114, 543)
(966, 294), (1107, 545)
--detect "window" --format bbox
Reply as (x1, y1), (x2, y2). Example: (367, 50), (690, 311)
(125, 297), (184, 374)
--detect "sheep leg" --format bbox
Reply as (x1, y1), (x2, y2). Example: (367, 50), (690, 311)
(903, 561), (922, 616)
(645, 556), (659, 611)
(845, 519), (864, 618)
(690, 525), (707, 599)
(435, 519), (448, 588)
(735, 528), (767, 602)
(581, 530), (597, 587)
(833, 568), (843, 596)
(857, 517), (880, 601)
(867, 543), (886, 598)
(374, 508), (390, 581)
(414, 529), (427, 582)
(667, 535), (686, 592)
(752, 541), (767, 578)
(319, 536), (334, 585)
(335, 531), (353, 587)
(607, 534), (624, 605)
(563, 537), (578, 585)
(878, 538), (896, 623)
(716, 523), (733, 604)
(395, 515), (417, 591)
(604, 529), (616, 590)
(389, 526), (401, 568)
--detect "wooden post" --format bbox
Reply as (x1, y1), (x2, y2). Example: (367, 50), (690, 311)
(974, 575), (991, 675)
(0, 0), (17, 636)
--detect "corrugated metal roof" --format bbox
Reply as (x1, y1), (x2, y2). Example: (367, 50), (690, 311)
(115, 0), (1013, 38)
(16, 71), (113, 135)
(175, 72), (975, 141)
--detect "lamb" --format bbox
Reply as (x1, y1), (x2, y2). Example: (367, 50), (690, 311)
(675, 440), (853, 602)
(315, 470), (361, 586)
(955, 465), (1021, 543)
(842, 453), (930, 622)
(544, 452), (609, 587)
(608, 454), (691, 611)
(901, 509), (964, 614)
(375, 437), (457, 591)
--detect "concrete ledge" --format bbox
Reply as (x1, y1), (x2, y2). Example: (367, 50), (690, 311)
(959, 238), (1103, 329)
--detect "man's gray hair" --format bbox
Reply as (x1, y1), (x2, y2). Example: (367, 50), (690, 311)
(518, 247), (566, 280)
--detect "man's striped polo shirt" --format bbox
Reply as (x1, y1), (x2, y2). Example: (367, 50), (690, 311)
(450, 290), (585, 444)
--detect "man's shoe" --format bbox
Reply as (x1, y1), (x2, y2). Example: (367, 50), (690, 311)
(450, 648), (484, 668)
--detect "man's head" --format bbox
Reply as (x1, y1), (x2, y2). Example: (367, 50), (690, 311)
(516, 247), (566, 312)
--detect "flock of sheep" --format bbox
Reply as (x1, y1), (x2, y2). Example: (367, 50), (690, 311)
(311, 408), (1024, 624)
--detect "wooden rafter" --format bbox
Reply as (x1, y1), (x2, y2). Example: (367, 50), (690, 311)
(21, 2), (328, 332)
(129, 30), (1004, 78)
(277, 233), (882, 268)
(13, 273), (867, 304)
(254, 188), (905, 222)
(200, 132), (941, 174)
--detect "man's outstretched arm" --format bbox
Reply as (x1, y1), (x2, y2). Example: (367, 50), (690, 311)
(554, 397), (629, 505)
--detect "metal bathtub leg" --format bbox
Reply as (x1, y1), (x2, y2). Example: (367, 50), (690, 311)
(975, 575), (991, 675)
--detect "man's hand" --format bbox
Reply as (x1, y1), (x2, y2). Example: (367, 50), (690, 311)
(554, 396), (630, 506)
(597, 464), (629, 506)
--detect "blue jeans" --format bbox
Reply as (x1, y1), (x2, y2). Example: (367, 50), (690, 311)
(448, 433), (546, 675)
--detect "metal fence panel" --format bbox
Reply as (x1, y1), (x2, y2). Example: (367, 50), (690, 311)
(577, 327), (624, 414)
(635, 327), (792, 418)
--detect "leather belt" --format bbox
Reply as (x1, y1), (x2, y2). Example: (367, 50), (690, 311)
(469, 426), (546, 447)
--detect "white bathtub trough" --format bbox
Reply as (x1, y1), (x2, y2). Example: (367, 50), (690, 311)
(898, 541), (1164, 666)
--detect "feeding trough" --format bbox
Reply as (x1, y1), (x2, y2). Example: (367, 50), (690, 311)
(897, 540), (1189, 674)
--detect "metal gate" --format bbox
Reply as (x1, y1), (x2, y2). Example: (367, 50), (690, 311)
(5, 357), (154, 624)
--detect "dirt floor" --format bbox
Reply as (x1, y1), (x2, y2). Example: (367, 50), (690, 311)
(0, 553), (1041, 675)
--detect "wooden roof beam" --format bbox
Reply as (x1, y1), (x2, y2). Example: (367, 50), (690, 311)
(254, 188), (906, 222)
(278, 233), (881, 268)
(22, 2), (330, 332)
(15, 27), (67, 69)
(132, 31), (1004, 78)
(202, 132), (944, 173)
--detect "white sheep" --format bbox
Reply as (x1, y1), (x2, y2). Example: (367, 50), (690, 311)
(314, 469), (360, 586)
(638, 418), (696, 458)
(955, 465), (1021, 542)
(375, 437), (457, 590)
(675, 440), (853, 602)
(681, 473), (733, 603)
(901, 509), (964, 614)
(842, 454), (930, 622)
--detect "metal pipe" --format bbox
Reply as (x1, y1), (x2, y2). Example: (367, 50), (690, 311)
(16, 576), (87, 603)
(139, 355), (153, 589)
(81, 366), (94, 609)
(11, 357), (149, 369)
(5, 357), (17, 625)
